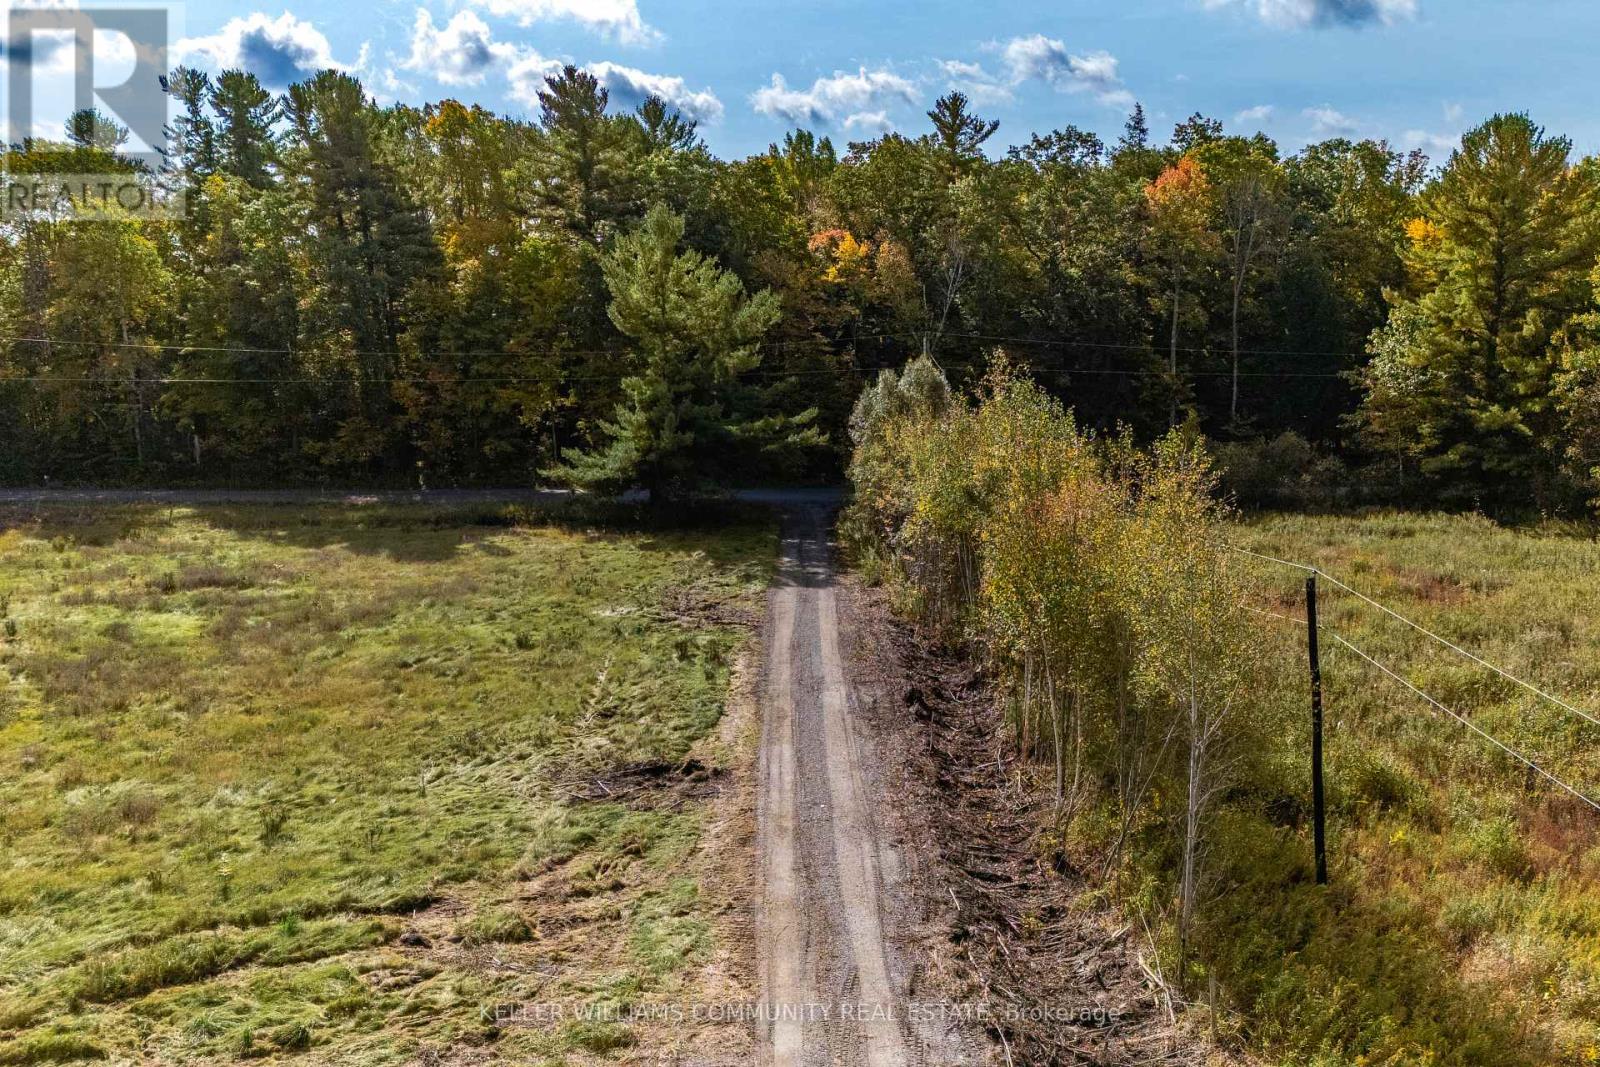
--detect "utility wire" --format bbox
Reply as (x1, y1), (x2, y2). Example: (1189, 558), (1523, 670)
(0, 327), (1362, 376)
(970, 363), (1345, 381)
(1325, 630), (1600, 813)
(0, 332), (898, 359)
(0, 367), (888, 385)
(941, 330), (1366, 362)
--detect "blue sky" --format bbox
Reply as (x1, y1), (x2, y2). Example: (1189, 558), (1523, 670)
(14, 0), (1600, 161)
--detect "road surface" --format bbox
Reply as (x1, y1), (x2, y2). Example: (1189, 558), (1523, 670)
(756, 505), (977, 1067)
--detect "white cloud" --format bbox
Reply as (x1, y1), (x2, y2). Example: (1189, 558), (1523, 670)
(0, 0), (150, 70)
(0, 117), (66, 143)
(395, 8), (712, 123)
(1401, 129), (1457, 155)
(1399, 103), (1466, 157)
(1203, 0), (1417, 29)
(937, 58), (1014, 105)
(464, 0), (658, 46)
(504, 52), (564, 103)
(178, 12), (344, 86)
(1234, 103), (1274, 125)
(1304, 104), (1358, 135)
(750, 67), (918, 125)
(938, 59), (986, 81)
(844, 109), (892, 134)
(1004, 35), (1119, 92)
(588, 60), (723, 123)
(942, 35), (1133, 110)
(374, 65), (418, 101)
(401, 9), (519, 87)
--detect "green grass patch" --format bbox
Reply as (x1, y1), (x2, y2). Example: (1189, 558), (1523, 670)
(0, 501), (773, 1064)
(1215, 510), (1600, 1064)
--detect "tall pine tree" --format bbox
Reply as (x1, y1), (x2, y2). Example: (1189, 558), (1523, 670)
(548, 205), (821, 502)
(1356, 114), (1600, 505)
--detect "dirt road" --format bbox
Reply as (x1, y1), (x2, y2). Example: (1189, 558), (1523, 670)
(756, 506), (980, 1067)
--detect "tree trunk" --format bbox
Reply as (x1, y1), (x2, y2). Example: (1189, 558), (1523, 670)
(1049, 668), (1064, 812)
(1230, 270), (1243, 425)
(1169, 264), (1182, 429)
(123, 322), (144, 467)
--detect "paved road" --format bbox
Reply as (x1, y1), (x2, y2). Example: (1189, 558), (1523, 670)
(756, 505), (975, 1067)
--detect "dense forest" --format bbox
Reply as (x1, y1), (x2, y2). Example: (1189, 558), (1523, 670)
(4, 64), (1600, 510)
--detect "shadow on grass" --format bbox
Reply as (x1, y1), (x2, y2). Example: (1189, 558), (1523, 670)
(1198, 809), (1544, 1065)
(0, 496), (781, 566)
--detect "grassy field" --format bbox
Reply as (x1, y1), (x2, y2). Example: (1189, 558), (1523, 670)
(1218, 511), (1600, 1065)
(0, 502), (773, 1065)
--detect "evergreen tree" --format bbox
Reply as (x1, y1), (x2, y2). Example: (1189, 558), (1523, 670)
(636, 95), (700, 154)
(210, 71), (282, 188)
(927, 91), (998, 178)
(1356, 114), (1600, 505)
(547, 205), (821, 501)
(161, 67), (217, 183)
(284, 71), (439, 466)
(525, 65), (638, 246)
(64, 108), (130, 153)
(1120, 103), (1150, 153)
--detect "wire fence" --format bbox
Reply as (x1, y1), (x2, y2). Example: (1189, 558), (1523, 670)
(1220, 541), (1600, 813)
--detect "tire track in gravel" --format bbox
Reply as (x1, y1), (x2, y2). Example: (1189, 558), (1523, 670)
(756, 505), (977, 1067)
(759, 574), (805, 1065)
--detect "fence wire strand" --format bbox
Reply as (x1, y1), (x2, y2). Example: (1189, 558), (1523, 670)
(1221, 541), (1600, 732)
(1325, 630), (1600, 813)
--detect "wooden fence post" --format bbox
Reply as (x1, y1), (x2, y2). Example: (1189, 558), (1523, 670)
(1306, 573), (1328, 885)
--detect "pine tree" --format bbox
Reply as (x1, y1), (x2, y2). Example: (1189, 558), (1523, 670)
(526, 65), (638, 246)
(64, 108), (129, 153)
(210, 71), (282, 188)
(636, 95), (699, 154)
(1356, 114), (1600, 505)
(927, 91), (998, 178)
(1119, 103), (1150, 153)
(547, 205), (821, 502)
(284, 71), (439, 464)
(162, 67), (217, 183)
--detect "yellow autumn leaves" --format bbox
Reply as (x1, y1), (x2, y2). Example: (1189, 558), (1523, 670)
(846, 356), (1281, 964)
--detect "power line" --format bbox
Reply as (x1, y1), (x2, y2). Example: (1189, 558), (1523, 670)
(0, 331), (897, 359)
(1001, 364), (1346, 380)
(0, 366), (885, 385)
(941, 330), (1367, 363)
(0, 328), (1361, 379)
(1325, 630), (1600, 813)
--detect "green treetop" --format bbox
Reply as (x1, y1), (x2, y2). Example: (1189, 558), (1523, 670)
(548, 204), (824, 502)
